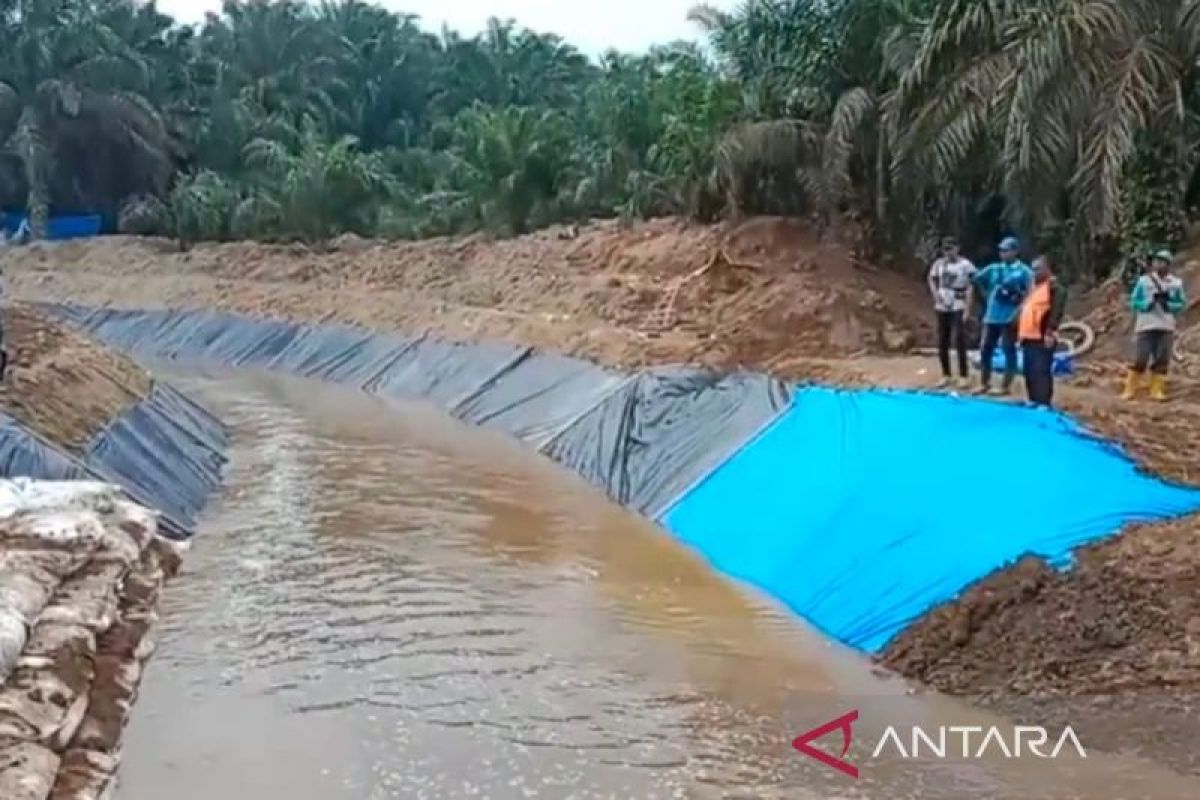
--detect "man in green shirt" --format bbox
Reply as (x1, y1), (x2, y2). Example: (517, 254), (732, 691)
(1121, 250), (1187, 401)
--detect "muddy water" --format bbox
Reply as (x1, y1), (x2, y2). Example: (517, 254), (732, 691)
(115, 370), (1197, 800)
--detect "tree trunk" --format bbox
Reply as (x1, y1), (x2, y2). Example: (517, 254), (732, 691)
(27, 185), (49, 240)
(19, 119), (51, 241)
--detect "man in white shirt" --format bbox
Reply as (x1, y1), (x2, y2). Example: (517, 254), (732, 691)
(927, 236), (977, 388)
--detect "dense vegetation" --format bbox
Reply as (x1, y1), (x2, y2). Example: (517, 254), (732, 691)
(2, 0), (1199, 277)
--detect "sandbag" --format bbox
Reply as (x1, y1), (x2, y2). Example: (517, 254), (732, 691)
(0, 738), (59, 800)
(49, 749), (118, 800)
(0, 481), (118, 522)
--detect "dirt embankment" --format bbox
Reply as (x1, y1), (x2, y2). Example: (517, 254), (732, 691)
(3, 216), (928, 373)
(0, 306), (150, 453)
(7, 215), (1200, 768)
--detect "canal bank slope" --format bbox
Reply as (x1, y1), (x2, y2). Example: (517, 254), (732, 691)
(7, 218), (1200, 769)
(0, 305), (228, 798)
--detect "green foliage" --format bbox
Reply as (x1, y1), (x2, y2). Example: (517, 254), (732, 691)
(166, 170), (242, 247)
(2, 0), (1198, 271)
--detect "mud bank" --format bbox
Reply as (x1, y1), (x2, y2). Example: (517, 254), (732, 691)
(0, 305), (226, 537)
(0, 479), (182, 800)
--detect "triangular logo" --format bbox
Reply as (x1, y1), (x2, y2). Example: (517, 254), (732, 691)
(792, 710), (859, 778)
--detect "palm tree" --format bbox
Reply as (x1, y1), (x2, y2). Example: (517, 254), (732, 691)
(893, 0), (1200, 258)
(440, 104), (576, 234)
(317, 1), (439, 149)
(0, 0), (172, 236)
(241, 127), (392, 240)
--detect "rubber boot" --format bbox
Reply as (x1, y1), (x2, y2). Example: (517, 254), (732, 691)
(1149, 374), (1168, 402)
(1120, 369), (1140, 400)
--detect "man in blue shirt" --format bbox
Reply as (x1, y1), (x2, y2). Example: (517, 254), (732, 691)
(971, 236), (1034, 395)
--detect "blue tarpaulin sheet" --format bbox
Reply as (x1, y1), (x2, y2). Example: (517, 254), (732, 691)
(660, 386), (1200, 652)
(2, 213), (101, 240)
(47, 303), (1200, 650)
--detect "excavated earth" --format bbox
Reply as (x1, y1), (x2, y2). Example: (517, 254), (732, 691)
(0, 305), (151, 453)
(6, 216), (1200, 771)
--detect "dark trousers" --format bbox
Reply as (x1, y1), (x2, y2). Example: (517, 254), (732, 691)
(935, 310), (968, 377)
(1021, 340), (1055, 406)
(980, 322), (1018, 387)
(1133, 330), (1173, 374)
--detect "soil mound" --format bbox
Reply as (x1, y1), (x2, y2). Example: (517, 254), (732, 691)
(3, 217), (927, 370)
(0, 306), (150, 452)
(879, 513), (1200, 773)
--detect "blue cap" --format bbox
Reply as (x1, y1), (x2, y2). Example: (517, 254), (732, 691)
(999, 237), (1019, 251)
(1152, 249), (1173, 262)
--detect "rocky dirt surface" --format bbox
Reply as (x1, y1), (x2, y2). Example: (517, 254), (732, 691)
(2, 216), (928, 371)
(0, 306), (150, 453)
(7, 217), (1200, 773)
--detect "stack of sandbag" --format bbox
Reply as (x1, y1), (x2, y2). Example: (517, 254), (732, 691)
(0, 478), (183, 800)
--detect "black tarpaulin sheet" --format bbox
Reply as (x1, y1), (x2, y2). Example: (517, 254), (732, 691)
(0, 414), (86, 481)
(540, 368), (791, 518)
(451, 352), (629, 449)
(212, 317), (304, 367)
(270, 327), (423, 387)
(152, 312), (296, 366)
(136, 383), (228, 474)
(47, 304), (794, 524)
(365, 336), (534, 408)
(83, 382), (227, 534)
(56, 306), (188, 357)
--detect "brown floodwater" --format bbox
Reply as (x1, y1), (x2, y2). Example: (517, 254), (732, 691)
(114, 369), (1200, 800)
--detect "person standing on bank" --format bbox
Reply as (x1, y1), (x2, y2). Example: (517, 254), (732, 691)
(971, 237), (1033, 395)
(1121, 250), (1188, 401)
(1017, 255), (1067, 407)
(927, 236), (977, 388)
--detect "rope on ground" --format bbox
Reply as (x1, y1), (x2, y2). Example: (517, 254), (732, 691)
(1057, 321), (1095, 357)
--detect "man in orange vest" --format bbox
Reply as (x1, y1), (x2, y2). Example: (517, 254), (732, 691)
(1017, 254), (1068, 406)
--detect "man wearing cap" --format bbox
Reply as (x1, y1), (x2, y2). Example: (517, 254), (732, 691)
(1122, 249), (1187, 401)
(971, 236), (1033, 395)
(926, 236), (977, 388)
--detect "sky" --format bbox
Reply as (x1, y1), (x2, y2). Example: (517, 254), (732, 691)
(155, 0), (737, 56)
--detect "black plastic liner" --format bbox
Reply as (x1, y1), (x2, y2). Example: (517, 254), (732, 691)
(49, 304), (789, 522)
(83, 383), (227, 533)
(452, 351), (628, 449)
(541, 368), (791, 517)
(0, 379), (226, 539)
(0, 413), (87, 480)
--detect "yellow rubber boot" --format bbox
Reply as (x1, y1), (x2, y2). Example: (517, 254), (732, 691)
(1149, 374), (1168, 402)
(1120, 369), (1141, 400)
